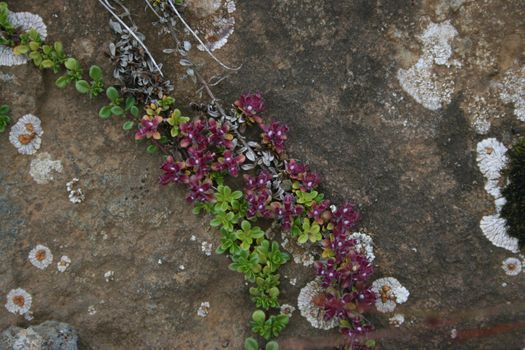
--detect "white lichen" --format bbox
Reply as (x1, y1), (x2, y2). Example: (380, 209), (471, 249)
(104, 270), (115, 282)
(476, 138), (508, 181)
(349, 231), (375, 262)
(501, 257), (522, 276)
(28, 244), (53, 270)
(397, 20), (458, 110)
(388, 313), (405, 327)
(498, 66), (525, 122)
(29, 152), (63, 184)
(57, 255), (71, 272)
(9, 114), (43, 155)
(225, 0), (236, 13)
(201, 241), (212, 256)
(87, 305), (96, 315)
(5, 288), (32, 315)
(279, 303), (295, 317)
(371, 277), (410, 313)
(480, 214), (519, 253)
(297, 278), (338, 330)
(66, 178), (85, 204)
(0, 11), (47, 66)
(197, 16), (235, 52)
(197, 301), (210, 317)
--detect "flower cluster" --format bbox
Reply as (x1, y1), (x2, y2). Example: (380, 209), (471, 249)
(286, 159), (321, 191)
(244, 171), (273, 218)
(261, 121), (289, 154)
(235, 92), (265, 124)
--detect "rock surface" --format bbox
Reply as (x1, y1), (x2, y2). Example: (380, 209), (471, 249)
(1, 321), (78, 350)
(1, 1), (525, 350)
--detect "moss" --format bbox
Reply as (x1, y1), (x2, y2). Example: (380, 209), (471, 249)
(501, 137), (525, 248)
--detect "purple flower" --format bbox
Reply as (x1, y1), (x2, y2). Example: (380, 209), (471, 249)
(179, 120), (207, 148)
(186, 176), (213, 203)
(212, 150), (246, 177)
(301, 171), (320, 191)
(186, 148), (215, 177)
(245, 190), (273, 218)
(271, 193), (304, 231)
(339, 253), (374, 289)
(235, 92), (265, 122)
(322, 292), (357, 321)
(208, 118), (234, 149)
(315, 258), (339, 287)
(352, 288), (376, 308)
(244, 171), (272, 192)
(308, 199), (331, 224)
(331, 202), (361, 234)
(261, 121), (289, 154)
(159, 156), (188, 185)
(135, 115), (163, 140)
(286, 159), (307, 178)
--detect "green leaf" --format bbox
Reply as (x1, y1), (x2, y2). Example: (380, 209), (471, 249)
(266, 341), (279, 350)
(146, 144), (158, 154)
(53, 41), (63, 55)
(28, 41), (40, 51)
(98, 106), (112, 119)
(106, 86), (119, 102)
(111, 105), (124, 116)
(122, 120), (134, 130)
(125, 96), (136, 110)
(12, 45), (29, 55)
(41, 59), (54, 69)
(88, 65), (103, 81)
(64, 57), (80, 71)
(244, 338), (259, 350)
(252, 310), (266, 323)
(130, 105), (139, 117)
(75, 80), (90, 94)
(55, 75), (70, 88)
(0, 104), (9, 115)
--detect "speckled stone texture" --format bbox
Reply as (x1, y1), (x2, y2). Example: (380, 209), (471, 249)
(1, 1), (525, 349)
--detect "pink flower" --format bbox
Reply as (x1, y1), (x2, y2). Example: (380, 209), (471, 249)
(135, 115), (163, 140)
(235, 92), (265, 123)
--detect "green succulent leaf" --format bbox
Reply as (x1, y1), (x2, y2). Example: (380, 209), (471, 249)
(122, 120), (134, 131)
(64, 57), (80, 71)
(75, 80), (90, 94)
(110, 105), (124, 116)
(99, 105), (112, 119)
(266, 341), (279, 350)
(88, 65), (103, 81)
(244, 338), (259, 350)
(55, 75), (70, 88)
(106, 86), (120, 102)
(146, 144), (159, 154)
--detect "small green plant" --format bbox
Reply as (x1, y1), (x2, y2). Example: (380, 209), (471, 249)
(250, 310), (289, 341)
(210, 209), (238, 232)
(249, 273), (280, 310)
(167, 108), (190, 137)
(229, 249), (261, 282)
(215, 228), (242, 255)
(255, 240), (289, 274)
(297, 218), (322, 244)
(0, 104), (11, 133)
(213, 185), (243, 212)
(99, 87), (139, 122)
(244, 337), (279, 350)
(295, 189), (323, 207)
(235, 220), (265, 250)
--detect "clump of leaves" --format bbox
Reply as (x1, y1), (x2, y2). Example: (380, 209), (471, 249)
(229, 249), (261, 282)
(244, 337), (279, 350)
(167, 108), (190, 137)
(297, 218), (322, 244)
(235, 220), (265, 250)
(249, 273), (280, 310)
(255, 240), (289, 274)
(99, 86), (139, 124)
(0, 104), (11, 132)
(0, 2), (15, 46)
(501, 137), (525, 247)
(251, 310), (289, 341)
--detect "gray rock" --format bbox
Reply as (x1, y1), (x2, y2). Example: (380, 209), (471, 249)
(186, 0), (222, 18)
(0, 321), (78, 350)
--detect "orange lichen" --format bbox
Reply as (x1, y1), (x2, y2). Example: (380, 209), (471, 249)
(12, 295), (26, 307)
